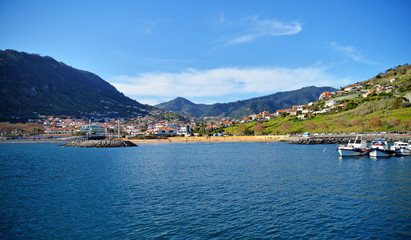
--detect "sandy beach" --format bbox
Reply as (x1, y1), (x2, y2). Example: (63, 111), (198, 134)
(129, 135), (292, 144)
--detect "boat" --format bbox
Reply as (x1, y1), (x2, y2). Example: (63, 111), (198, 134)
(369, 138), (395, 157)
(390, 141), (410, 156)
(337, 136), (368, 157)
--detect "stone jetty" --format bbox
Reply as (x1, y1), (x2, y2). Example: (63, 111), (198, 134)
(291, 135), (410, 145)
(62, 139), (137, 148)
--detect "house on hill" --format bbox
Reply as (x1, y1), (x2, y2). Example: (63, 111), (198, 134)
(363, 89), (375, 98)
(222, 121), (231, 127)
(325, 99), (338, 107)
(292, 105), (304, 111)
(319, 91), (332, 100)
(344, 83), (363, 92)
(275, 109), (292, 116)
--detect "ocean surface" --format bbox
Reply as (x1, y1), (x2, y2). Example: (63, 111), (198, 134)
(0, 142), (410, 239)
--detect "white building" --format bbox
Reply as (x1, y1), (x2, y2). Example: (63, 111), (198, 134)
(292, 105), (304, 111)
(325, 100), (338, 107)
(154, 126), (176, 136)
(177, 125), (192, 136)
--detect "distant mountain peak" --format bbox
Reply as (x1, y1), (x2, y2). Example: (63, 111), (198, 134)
(156, 86), (337, 118)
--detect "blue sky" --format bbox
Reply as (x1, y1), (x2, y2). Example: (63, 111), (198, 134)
(1, 0), (410, 105)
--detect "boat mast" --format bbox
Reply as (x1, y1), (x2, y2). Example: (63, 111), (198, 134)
(118, 119), (120, 139)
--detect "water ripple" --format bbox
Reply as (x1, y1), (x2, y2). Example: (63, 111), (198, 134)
(0, 142), (410, 239)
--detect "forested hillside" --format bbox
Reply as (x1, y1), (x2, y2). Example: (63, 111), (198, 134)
(0, 50), (152, 120)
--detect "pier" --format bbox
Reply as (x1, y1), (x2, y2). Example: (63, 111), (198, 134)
(61, 139), (137, 148)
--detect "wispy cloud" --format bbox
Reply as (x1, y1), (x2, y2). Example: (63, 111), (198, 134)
(133, 19), (160, 34)
(146, 57), (195, 63)
(111, 66), (348, 104)
(330, 42), (379, 65)
(226, 16), (302, 45)
(218, 13), (225, 24)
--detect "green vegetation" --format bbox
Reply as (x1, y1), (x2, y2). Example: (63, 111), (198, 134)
(0, 122), (45, 137)
(157, 86), (337, 119)
(224, 107), (410, 135)
(152, 111), (188, 122)
(0, 50), (153, 120)
(224, 64), (411, 135)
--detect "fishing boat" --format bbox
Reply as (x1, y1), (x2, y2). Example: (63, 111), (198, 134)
(337, 136), (368, 157)
(369, 138), (395, 157)
(390, 141), (410, 156)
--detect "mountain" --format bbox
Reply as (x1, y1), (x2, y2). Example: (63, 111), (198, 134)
(157, 86), (337, 118)
(155, 97), (210, 117)
(0, 50), (152, 120)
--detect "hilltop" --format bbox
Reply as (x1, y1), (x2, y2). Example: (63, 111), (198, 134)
(156, 97), (210, 118)
(0, 50), (154, 121)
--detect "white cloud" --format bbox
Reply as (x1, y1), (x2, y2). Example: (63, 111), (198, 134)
(146, 57), (195, 63)
(218, 13), (225, 24)
(226, 16), (302, 45)
(134, 19), (160, 34)
(112, 66), (348, 104)
(330, 42), (379, 64)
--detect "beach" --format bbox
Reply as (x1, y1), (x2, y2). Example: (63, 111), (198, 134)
(129, 135), (292, 144)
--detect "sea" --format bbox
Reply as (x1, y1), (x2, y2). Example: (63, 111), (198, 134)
(0, 142), (410, 239)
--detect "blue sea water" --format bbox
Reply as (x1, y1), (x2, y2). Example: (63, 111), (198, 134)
(0, 142), (410, 239)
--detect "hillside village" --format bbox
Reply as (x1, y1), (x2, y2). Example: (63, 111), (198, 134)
(1, 64), (410, 139)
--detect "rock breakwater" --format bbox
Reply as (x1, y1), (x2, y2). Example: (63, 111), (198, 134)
(291, 136), (410, 145)
(62, 139), (137, 148)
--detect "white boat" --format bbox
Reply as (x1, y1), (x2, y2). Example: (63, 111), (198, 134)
(337, 136), (368, 157)
(390, 141), (410, 156)
(369, 138), (395, 157)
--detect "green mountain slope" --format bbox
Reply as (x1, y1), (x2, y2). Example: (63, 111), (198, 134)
(0, 50), (152, 120)
(224, 64), (411, 135)
(155, 97), (210, 117)
(204, 86), (337, 118)
(157, 86), (337, 118)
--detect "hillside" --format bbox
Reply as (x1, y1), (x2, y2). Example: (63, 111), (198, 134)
(156, 86), (337, 118)
(155, 97), (210, 118)
(222, 64), (411, 135)
(0, 50), (152, 120)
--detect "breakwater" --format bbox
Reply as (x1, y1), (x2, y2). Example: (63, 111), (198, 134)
(62, 139), (137, 148)
(291, 135), (411, 145)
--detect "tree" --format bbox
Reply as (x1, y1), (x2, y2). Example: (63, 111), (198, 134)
(319, 122), (328, 132)
(391, 118), (401, 132)
(352, 118), (364, 132)
(304, 121), (317, 130)
(280, 121), (292, 133)
(238, 124), (248, 135)
(336, 119), (346, 131)
(369, 117), (383, 130)
(254, 121), (264, 135)
(346, 100), (357, 110)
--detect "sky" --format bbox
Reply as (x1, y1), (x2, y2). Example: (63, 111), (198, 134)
(0, 0), (410, 105)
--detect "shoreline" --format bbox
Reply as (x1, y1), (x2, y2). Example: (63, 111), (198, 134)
(1, 133), (409, 145)
(128, 135), (292, 144)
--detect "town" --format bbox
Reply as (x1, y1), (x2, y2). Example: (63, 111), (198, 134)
(1, 76), (409, 139)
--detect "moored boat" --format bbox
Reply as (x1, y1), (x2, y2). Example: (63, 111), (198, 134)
(390, 141), (410, 156)
(337, 136), (368, 157)
(369, 138), (395, 157)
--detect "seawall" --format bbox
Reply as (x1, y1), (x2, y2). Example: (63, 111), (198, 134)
(291, 135), (411, 145)
(62, 139), (137, 148)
